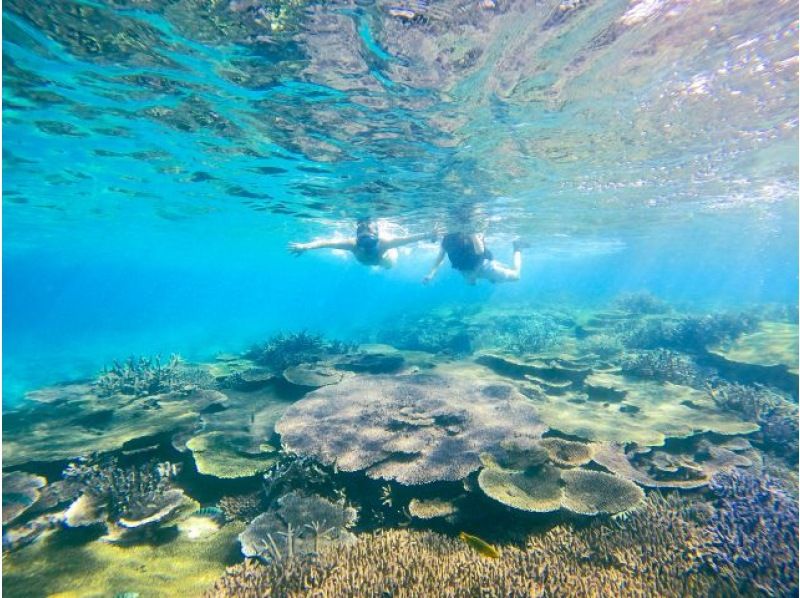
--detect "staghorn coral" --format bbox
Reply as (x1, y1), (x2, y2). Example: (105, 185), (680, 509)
(707, 470), (799, 596)
(62, 458), (188, 539)
(95, 354), (212, 398)
(245, 331), (355, 372)
(480, 312), (563, 355)
(261, 453), (338, 505)
(208, 494), (723, 597)
(275, 373), (547, 485)
(710, 382), (799, 463)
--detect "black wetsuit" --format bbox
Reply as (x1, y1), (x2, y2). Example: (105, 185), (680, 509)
(442, 233), (492, 272)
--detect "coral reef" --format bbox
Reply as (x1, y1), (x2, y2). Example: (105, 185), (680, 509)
(538, 438), (593, 467)
(219, 492), (266, 523)
(209, 494), (722, 597)
(375, 307), (569, 358)
(3, 517), (244, 597)
(612, 292), (671, 315)
(95, 355), (211, 398)
(592, 438), (754, 490)
(579, 333), (624, 358)
(619, 349), (710, 387)
(558, 469), (644, 516)
(261, 453), (338, 505)
(245, 332), (355, 372)
(707, 470), (799, 596)
(407, 498), (458, 520)
(617, 312), (759, 352)
(2, 512), (63, 552)
(238, 491), (357, 560)
(282, 363), (343, 387)
(530, 371), (758, 446)
(186, 432), (278, 479)
(479, 312), (563, 355)
(276, 372), (547, 485)
(61, 459), (189, 540)
(478, 463), (564, 513)
(477, 463), (644, 515)
(3, 388), (226, 466)
(708, 320), (799, 374)
(2, 471), (47, 525)
(710, 382), (799, 463)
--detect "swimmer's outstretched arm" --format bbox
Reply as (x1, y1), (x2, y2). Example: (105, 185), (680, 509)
(422, 247), (446, 284)
(288, 238), (356, 255)
(381, 225), (442, 250)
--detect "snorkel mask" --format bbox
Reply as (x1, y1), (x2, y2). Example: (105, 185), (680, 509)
(356, 219), (380, 249)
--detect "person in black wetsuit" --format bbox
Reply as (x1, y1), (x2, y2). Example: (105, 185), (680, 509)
(289, 218), (439, 269)
(423, 232), (524, 285)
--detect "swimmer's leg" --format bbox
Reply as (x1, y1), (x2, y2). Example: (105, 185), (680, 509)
(480, 253), (521, 284)
(380, 247), (399, 269)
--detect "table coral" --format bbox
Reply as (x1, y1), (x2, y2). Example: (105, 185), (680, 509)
(276, 372), (547, 485)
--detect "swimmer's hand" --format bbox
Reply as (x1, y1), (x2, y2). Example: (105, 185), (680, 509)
(288, 242), (308, 256)
(422, 273), (434, 285)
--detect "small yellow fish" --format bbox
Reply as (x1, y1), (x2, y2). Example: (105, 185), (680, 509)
(458, 531), (500, 558)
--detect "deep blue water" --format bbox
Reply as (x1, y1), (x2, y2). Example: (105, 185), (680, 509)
(3, 0), (798, 403)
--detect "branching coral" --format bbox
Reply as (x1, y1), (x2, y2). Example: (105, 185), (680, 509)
(710, 382), (798, 463)
(618, 312), (759, 352)
(62, 459), (187, 540)
(209, 494), (724, 597)
(238, 491), (357, 560)
(707, 470), (799, 596)
(245, 331), (355, 371)
(95, 354), (211, 397)
(612, 292), (671, 315)
(620, 349), (710, 387)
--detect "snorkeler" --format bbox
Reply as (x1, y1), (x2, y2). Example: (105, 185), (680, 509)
(289, 218), (439, 269)
(423, 232), (524, 285)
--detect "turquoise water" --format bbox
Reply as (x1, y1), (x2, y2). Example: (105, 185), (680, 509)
(2, 2), (799, 596)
